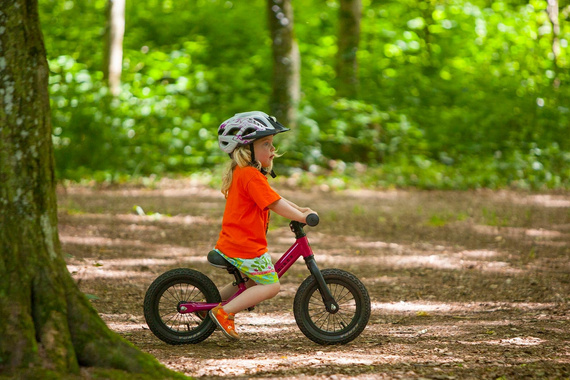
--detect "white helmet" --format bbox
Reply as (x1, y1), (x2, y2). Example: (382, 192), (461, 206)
(218, 111), (289, 154)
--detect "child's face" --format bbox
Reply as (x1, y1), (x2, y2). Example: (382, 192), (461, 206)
(253, 136), (275, 167)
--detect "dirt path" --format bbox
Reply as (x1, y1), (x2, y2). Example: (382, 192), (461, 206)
(57, 182), (569, 379)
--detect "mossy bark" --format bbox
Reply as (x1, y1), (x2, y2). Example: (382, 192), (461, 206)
(0, 2), (187, 379)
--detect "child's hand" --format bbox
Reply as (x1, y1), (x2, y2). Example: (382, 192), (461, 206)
(302, 209), (318, 223)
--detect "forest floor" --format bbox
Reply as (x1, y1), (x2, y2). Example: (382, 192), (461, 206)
(57, 179), (570, 379)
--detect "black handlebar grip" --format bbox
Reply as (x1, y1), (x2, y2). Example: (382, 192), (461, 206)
(306, 213), (319, 227)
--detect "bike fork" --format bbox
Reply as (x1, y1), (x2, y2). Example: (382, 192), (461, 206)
(304, 255), (339, 313)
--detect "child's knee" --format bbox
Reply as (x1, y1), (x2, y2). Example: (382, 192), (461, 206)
(273, 281), (281, 294)
(266, 282), (280, 298)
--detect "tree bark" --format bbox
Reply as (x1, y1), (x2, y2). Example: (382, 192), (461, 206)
(546, 0), (560, 62)
(267, 0), (300, 128)
(546, 0), (561, 88)
(103, 0), (125, 96)
(336, 0), (361, 99)
(0, 1), (183, 378)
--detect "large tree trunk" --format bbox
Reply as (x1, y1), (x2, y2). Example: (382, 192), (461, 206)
(268, 0), (300, 128)
(336, 0), (361, 99)
(0, 1), (183, 378)
(103, 0), (125, 96)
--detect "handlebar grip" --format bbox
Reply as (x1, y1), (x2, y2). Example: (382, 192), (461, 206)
(306, 213), (319, 227)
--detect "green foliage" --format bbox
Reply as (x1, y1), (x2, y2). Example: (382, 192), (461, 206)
(48, 52), (225, 179)
(40, 0), (570, 189)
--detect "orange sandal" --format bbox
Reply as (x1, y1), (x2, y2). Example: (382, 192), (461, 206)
(209, 304), (239, 340)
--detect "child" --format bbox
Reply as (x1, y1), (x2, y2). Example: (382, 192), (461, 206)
(210, 111), (316, 340)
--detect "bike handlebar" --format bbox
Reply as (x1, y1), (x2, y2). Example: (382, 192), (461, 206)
(305, 213), (319, 227)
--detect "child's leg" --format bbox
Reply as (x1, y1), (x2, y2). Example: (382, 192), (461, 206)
(222, 281), (280, 314)
(219, 279), (256, 301)
(210, 252), (280, 339)
(219, 282), (237, 301)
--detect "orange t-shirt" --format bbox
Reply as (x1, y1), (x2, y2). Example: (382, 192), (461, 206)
(215, 165), (281, 259)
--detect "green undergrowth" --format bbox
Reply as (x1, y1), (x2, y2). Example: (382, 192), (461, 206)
(56, 156), (570, 192)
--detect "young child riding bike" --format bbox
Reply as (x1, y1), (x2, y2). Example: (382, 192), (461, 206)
(210, 111), (317, 340)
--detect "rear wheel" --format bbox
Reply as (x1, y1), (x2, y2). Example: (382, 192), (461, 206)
(143, 268), (221, 345)
(293, 269), (371, 345)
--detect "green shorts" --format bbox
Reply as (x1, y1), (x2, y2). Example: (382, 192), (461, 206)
(214, 249), (279, 285)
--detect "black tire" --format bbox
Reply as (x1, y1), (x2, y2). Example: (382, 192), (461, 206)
(143, 268), (221, 345)
(293, 268), (371, 345)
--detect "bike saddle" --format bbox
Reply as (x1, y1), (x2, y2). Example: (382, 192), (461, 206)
(207, 250), (234, 269)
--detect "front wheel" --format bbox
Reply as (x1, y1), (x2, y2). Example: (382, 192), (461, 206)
(293, 269), (371, 345)
(143, 268), (221, 345)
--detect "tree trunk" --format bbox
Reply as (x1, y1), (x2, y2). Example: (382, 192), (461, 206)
(103, 0), (125, 96)
(267, 0), (300, 128)
(546, 0), (560, 89)
(0, 1), (183, 378)
(336, 0), (361, 99)
(546, 0), (560, 63)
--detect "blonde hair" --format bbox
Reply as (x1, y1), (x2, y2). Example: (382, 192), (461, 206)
(221, 144), (279, 198)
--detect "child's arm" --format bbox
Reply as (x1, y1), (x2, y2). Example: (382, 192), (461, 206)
(268, 198), (316, 224)
(281, 197), (311, 214)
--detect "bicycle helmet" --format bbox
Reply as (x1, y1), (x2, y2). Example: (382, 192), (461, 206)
(218, 111), (289, 154)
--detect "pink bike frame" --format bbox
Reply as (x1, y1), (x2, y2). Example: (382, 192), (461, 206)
(275, 235), (315, 277)
(178, 235), (317, 314)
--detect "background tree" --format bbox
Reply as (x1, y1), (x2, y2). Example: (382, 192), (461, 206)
(546, 0), (561, 89)
(103, 0), (125, 96)
(268, 0), (300, 127)
(336, 0), (362, 98)
(0, 1), (184, 378)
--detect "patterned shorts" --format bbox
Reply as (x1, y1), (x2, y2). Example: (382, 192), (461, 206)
(214, 249), (279, 285)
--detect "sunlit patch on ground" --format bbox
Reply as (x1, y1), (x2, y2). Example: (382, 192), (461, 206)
(484, 336), (546, 346)
(67, 266), (152, 279)
(472, 224), (567, 240)
(372, 300), (557, 315)
(459, 249), (499, 258)
(514, 194), (570, 208)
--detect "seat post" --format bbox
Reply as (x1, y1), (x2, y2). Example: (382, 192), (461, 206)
(228, 266), (248, 286)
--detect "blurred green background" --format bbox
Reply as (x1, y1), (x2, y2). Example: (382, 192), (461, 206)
(41, 0), (569, 189)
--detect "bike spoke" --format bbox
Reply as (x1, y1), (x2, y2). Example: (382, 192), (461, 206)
(164, 310), (182, 329)
(156, 282), (208, 332)
(305, 282), (359, 333)
(164, 288), (180, 304)
(334, 286), (352, 305)
(164, 309), (196, 332)
(334, 309), (352, 329)
(309, 291), (337, 332)
(183, 283), (199, 302)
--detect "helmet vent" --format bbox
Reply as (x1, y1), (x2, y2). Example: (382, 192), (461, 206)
(243, 128), (257, 137)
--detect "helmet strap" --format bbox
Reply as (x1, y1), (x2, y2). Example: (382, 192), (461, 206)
(249, 144), (256, 166)
(249, 144), (276, 178)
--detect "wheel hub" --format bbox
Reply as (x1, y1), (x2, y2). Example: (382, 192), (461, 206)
(176, 301), (187, 313)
